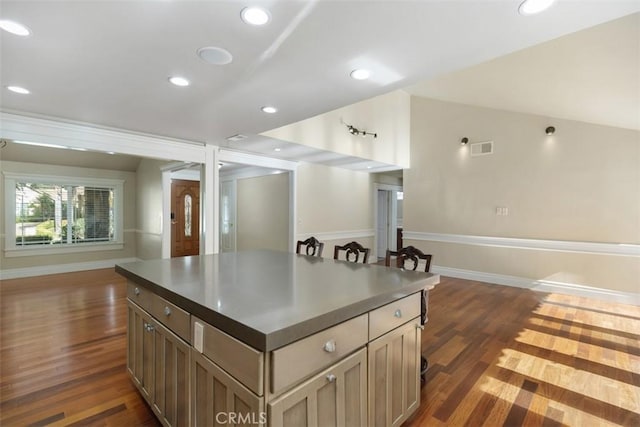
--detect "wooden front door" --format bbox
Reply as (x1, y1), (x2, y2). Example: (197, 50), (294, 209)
(171, 179), (200, 257)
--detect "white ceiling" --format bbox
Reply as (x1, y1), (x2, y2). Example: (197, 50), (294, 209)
(1, 1), (638, 153)
(407, 12), (640, 131)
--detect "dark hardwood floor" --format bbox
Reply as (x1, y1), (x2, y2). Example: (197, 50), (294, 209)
(1, 268), (638, 426)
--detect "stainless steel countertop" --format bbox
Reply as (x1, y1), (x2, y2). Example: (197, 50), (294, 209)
(116, 250), (439, 351)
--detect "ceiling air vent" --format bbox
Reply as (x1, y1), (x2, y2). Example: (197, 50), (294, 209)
(470, 141), (493, 157)
(226, 134), (247, 142)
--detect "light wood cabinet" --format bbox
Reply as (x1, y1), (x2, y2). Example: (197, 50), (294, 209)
(127, 300), (155, 401)
(128, 300), (190, 427)
(191, 349), (265, 427)
(127, 280), (429, 427)
(153, 321), (190, 427)
(269, 348), (367, 427)
(368, 317), (421, 427)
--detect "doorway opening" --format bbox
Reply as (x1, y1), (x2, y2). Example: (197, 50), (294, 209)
(219, 163), (291, 253)
(374, 183), (403, 260)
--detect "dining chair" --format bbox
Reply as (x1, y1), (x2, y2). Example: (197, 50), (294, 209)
(333, 241), (370, 264)
(384, 245), (432, 272)
(295, 236), (324, 257)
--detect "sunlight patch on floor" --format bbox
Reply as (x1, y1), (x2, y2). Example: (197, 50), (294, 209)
(497, 348), (639, 413)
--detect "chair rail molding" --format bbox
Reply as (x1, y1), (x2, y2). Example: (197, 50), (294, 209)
(403, 231), (640, 257)
(297, 229), (375, 242)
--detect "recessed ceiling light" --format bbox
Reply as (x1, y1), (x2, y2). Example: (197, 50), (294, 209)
(0, 20), (30, 36)
(261, 106), (277, 114)
(197, 47), (233, 65)
(274, 148), (281, 152)
(241, 7), (270, 25)
(168, 76), (190, 87)
(6, 85), (30, 94)
(350, 69), (371, 80)
(518, 0), (556, 15)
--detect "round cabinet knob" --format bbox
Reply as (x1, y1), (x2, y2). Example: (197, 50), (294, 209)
(323, 340), (336, 353)
(164, 306), (172, 316)
(134, 287), (140, 296)
(326, 374), (337, 382)
(394, 309), (402, 318)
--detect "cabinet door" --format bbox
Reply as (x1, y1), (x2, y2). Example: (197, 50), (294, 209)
(269, 348), (367, 427)
(191, 349), (264, 427)
(128, 301), (155, 401)
(368, 318), (421, 427)
(153, 321), (190, 427)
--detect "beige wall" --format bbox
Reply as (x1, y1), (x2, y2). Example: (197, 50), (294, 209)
(296, 162), (375, 259)
(136, 158), (168, 260)
(263, 90), (411, 168)
(236, 173), (289, 251)
(0, 161), (137, 270)
(406, 97), (640, 293)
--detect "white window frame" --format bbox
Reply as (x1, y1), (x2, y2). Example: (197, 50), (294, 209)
(3, 172), (125, 257)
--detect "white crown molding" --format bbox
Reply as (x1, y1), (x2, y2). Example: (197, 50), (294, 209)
(403, 231), (640, 257)
(219, 148), (298, 171)
(432, 265), (639, 306)
(220, 166), (290, 182)
(0, 257), (140, 280)
(297, 229), (375, 242)
(0, 112), (206, 163)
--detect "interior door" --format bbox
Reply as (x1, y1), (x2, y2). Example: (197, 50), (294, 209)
(220, 180), (236, 252)
(171, 179), (200, 257)
(377, 190), (389, 258)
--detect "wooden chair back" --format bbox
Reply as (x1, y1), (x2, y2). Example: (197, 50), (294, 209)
(296, 237), (324, 257)
(333, 241), (370, 264)
(385, 245), (432, 272)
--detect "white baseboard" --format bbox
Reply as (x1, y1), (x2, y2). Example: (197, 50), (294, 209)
(432, 265), (639, 306)
(0, 257), (140, 280)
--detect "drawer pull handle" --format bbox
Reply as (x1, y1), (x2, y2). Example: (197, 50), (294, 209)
(134, 287), (140, 296)
(394, 309), (402, 318)
(323, 340), (336, 353)
(164, 306), (172, 316)
(326, 374), (336, 382)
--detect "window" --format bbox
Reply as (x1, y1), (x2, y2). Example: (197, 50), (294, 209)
(4, 172), (124, 255)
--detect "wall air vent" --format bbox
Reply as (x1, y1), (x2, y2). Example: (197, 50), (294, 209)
(470, 141), (493, 157)
(226, 134), (247, 142)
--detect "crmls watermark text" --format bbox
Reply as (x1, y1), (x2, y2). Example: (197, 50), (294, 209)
(215, 412), (267, 425)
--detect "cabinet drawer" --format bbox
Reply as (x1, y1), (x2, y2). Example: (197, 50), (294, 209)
(369, 292), (421, 340)
(268, 347), (367, 427)
(271, 314), (368, 395)
(192, 317), (264, 396)
(127, 281), (152, 312)
(151, 294), (190, 343)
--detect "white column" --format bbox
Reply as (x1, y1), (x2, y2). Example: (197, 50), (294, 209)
(202, 145), (219, 255)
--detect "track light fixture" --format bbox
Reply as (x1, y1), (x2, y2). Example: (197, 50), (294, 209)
(346, 124), (377, 139)
(545, 126), (556, 135)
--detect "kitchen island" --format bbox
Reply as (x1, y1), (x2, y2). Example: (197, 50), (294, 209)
(116, 250), (439, 427)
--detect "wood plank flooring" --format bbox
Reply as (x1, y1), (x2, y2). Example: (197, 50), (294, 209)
(1, 268), (638, 426)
